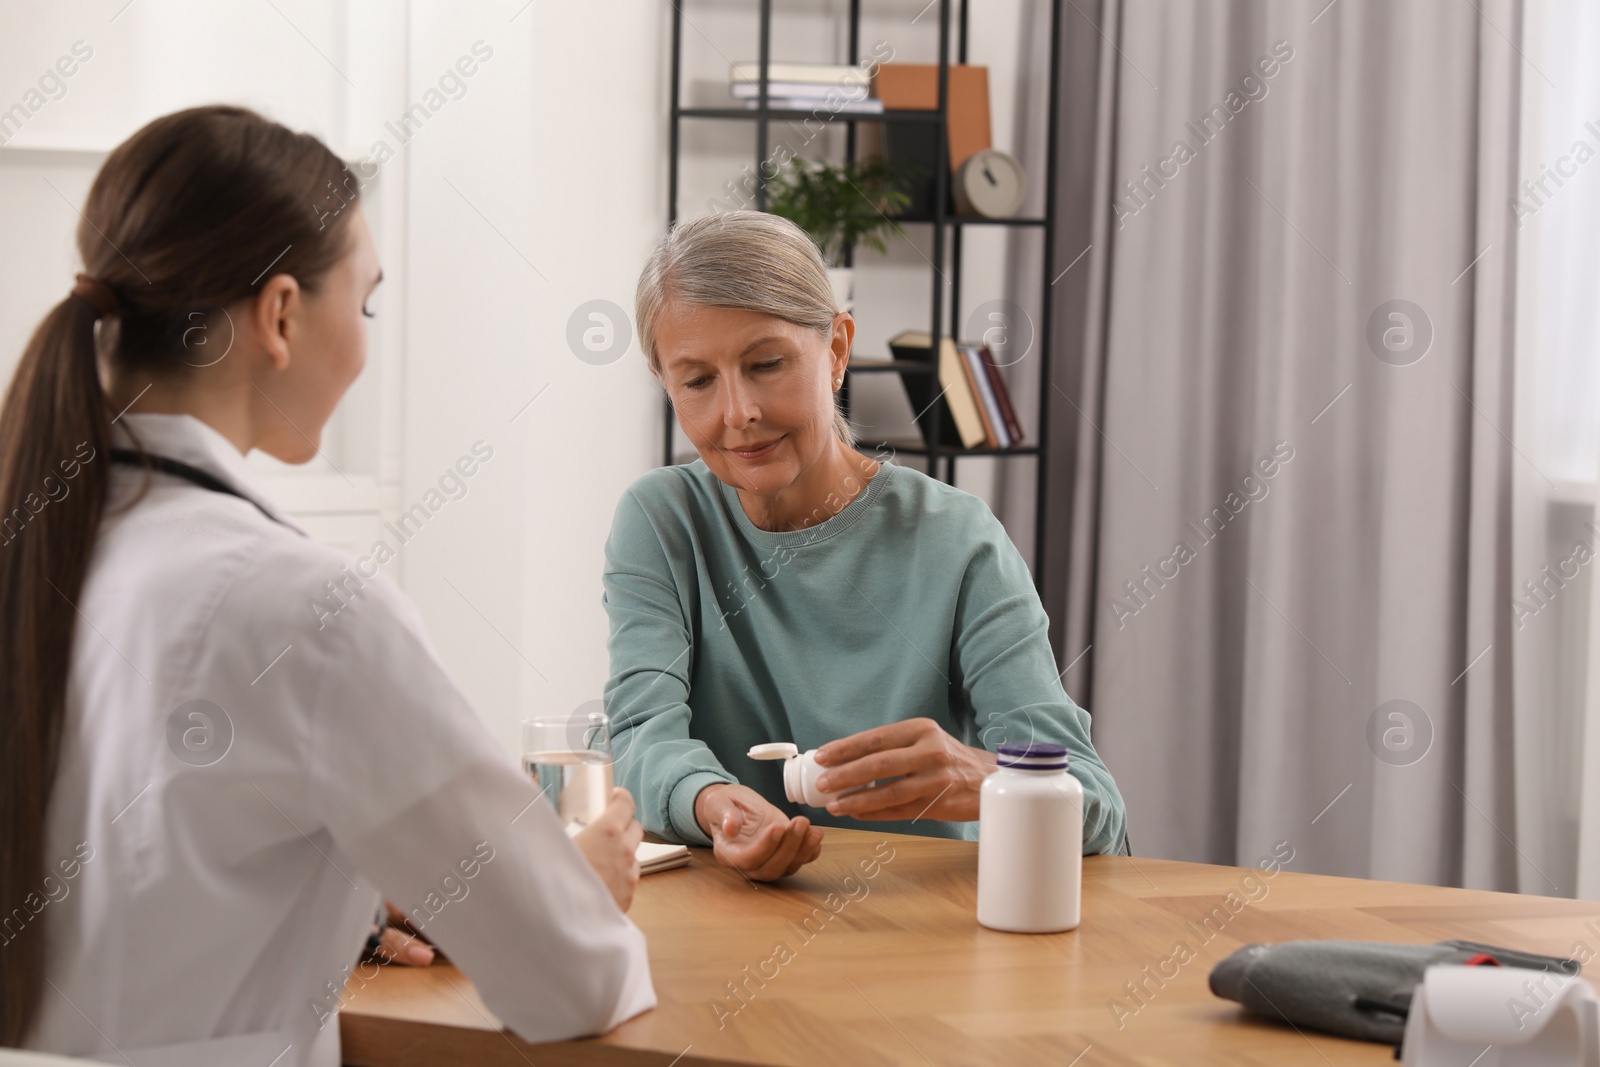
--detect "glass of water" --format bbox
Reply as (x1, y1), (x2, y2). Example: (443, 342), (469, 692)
(522, 709), (613, 831)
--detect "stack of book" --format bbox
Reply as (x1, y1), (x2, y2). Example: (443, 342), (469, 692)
(884, 330), (1025, 451)
(729, 62), (885, 114)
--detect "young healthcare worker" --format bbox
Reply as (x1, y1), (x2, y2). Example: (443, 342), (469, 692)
(0, 105), (654, 1065)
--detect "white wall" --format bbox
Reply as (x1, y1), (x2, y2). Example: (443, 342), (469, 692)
(0, 0), (1042, 755)
(399, 1), (671, 751)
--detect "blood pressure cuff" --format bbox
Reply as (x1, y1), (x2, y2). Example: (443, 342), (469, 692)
(1208, 939), (1580, 1045)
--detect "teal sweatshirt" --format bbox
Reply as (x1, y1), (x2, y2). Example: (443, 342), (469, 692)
(601, 458), (1127, 854)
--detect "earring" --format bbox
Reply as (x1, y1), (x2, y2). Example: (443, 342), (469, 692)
(833, 377), (843, 389)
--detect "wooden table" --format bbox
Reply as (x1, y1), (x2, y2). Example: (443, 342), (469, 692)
(339, 828), (1600, 1065)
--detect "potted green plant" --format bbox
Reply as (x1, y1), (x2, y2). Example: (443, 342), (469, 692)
(765, 156), (912, 312)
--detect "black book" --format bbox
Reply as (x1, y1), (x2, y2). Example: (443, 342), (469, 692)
(886, 330), (987, 449)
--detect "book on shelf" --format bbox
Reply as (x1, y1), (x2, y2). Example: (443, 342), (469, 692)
(729, 61), (869, 86)
(872, 65), (991, 169)
(959, 343), (1009, 449)
(741, 98), (885, 114)
(730, 81), (870, 101)
(874, 64), (993, 218)
(884, 331), (1025, 451)
(886, 330), (987, 449)
(978, 345), (1025, 446)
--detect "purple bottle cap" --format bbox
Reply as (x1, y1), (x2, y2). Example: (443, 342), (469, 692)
(996, 742), (1069, 770)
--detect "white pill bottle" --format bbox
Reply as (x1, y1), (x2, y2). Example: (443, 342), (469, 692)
(746, 742), (875, 807)
(977, 742), (1082, 933)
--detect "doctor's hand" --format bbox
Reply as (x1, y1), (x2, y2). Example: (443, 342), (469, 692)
(694, 782), (823, 882)
(814, 717), (997, 823)
(373, 901), (435, 966)
(573, 788), (644, 912)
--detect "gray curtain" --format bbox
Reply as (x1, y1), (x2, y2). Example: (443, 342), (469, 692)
(1027, 0), (1527, 889)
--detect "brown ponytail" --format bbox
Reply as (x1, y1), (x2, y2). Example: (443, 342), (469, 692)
(0, 105), (358, 1047)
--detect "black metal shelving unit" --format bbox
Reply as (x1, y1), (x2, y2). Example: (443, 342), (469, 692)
(662, 0), (1062, 579)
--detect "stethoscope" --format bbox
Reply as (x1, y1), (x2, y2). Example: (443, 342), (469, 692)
(109, 449), (292, 531)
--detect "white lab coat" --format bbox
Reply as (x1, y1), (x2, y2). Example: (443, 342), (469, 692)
(26, 413), (655, 1066)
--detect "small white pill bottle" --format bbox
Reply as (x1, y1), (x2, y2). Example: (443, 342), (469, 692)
(747, 742), (872, 808)
(977, 741), (1082, 933)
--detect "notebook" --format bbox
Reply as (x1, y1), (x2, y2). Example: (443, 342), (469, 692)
(561, 822), (691, 874)
(638, 841), (691, 874)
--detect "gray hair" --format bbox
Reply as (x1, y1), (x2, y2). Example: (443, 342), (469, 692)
(635, 210), (854, 446)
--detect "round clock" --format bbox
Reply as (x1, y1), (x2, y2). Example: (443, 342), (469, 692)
(954, 149), (1026, 218)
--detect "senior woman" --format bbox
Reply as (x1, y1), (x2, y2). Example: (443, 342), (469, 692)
(604, 210), (1127, 881)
